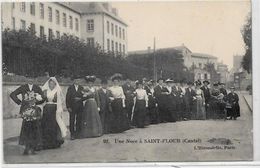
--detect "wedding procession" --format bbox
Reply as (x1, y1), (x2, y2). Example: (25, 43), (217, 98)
(1, 1), (252, 163)
(9, 74), (241, 155)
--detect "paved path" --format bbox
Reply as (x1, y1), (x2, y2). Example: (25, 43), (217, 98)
(3, 94), (253, 163)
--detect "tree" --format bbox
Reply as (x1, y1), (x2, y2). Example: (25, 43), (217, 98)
(204, 62), (220, 82)
(127, 49), (193, 81)
(241, 13), (252, 73)
(2, 28), (150, 80)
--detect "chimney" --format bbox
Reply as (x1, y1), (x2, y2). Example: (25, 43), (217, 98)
(103, 2), (109, 10)
(112, 8), (118, 16)
(147, 46), (151, 53)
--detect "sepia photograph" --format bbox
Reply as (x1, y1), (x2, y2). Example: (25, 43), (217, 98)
(1, 0), (253, 164)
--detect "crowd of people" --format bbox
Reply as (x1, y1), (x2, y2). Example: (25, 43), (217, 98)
(10, 74), (240, 155)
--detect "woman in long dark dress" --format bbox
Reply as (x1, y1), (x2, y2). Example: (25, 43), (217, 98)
(133, 81), (149, 128)
(208, 82), (224, 119)
(108, 74), (130, 133)
(77, 76), (103, 138)
(41, 77), (67, 149)
(226, 87), (240, 120)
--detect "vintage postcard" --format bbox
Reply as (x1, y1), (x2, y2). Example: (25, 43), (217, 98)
(1, 0), (253, 164)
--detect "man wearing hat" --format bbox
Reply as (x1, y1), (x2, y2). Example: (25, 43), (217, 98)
(122, 78), (135, 125)
(201, 80), (211, 116)
(97, 78), (111, 134)
(154, 78), (168, 123)
(145, 80), (159, 124)
(66, 76), (84, 140)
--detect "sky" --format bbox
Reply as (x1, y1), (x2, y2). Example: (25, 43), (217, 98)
(112, 1), (251, 69)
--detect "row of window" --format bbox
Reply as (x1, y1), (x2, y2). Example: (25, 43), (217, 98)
(14, 2), (79, 31)
(13, 18), (67, 40)
(106, 21), (125, 40)
(107, 39), (125, 54)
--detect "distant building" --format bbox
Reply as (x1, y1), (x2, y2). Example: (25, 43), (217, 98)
(1, 2), (128, 55)
(230, 55), (251, 90)
(233, 55), (243, 72)
(128, 44), (223, 82)
(217, 62), (229, 83)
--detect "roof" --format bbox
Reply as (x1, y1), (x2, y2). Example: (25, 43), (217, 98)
(58, 2), (127, 26)
(128, 45), (191, 55)
(191, 52), (217, 59)
(172, 45), (192, 53)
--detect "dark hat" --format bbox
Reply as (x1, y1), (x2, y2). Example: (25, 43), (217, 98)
(85, 75), (96, 82)
(157, 78), (164, 82)
(195, 80), (202, 86)
(219, 82), (225, 85)
(111, 73), (123, 81)
(203, 80), (210, 84)
(213, 82), (219, 86)
(101, 78), (108, 84)
(165, 78), (174, 83)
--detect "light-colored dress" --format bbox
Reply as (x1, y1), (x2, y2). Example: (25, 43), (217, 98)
(193, 89), (206, 120)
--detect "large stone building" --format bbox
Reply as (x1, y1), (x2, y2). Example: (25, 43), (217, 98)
(1, 2), (128, 55)
(129, 44), (221, 82)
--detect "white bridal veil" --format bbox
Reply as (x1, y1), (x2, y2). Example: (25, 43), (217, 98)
(42, 77), (67, 138)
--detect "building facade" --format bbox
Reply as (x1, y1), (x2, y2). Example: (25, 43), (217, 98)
(128, 44), (224, 83)
(1, 2), (128, 55)
(217, 62), (229, 83)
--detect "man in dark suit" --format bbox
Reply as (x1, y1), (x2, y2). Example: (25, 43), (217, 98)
(10, 76), (44, 154)
(184, 81), (196, 120)
(154, 78), (168, 123)
(122, 78), (135, 124)
(201, 80), (211, 116)
(66, 77), (84, 140)
(97, 79), (111, 134)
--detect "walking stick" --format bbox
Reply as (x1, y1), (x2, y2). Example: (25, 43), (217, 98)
(131, 97), (136, 122)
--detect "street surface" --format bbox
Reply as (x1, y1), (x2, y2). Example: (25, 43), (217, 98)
(3, 93), (253, 163)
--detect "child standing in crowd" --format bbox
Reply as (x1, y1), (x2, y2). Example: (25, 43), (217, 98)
(133, 80), (148, 128)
